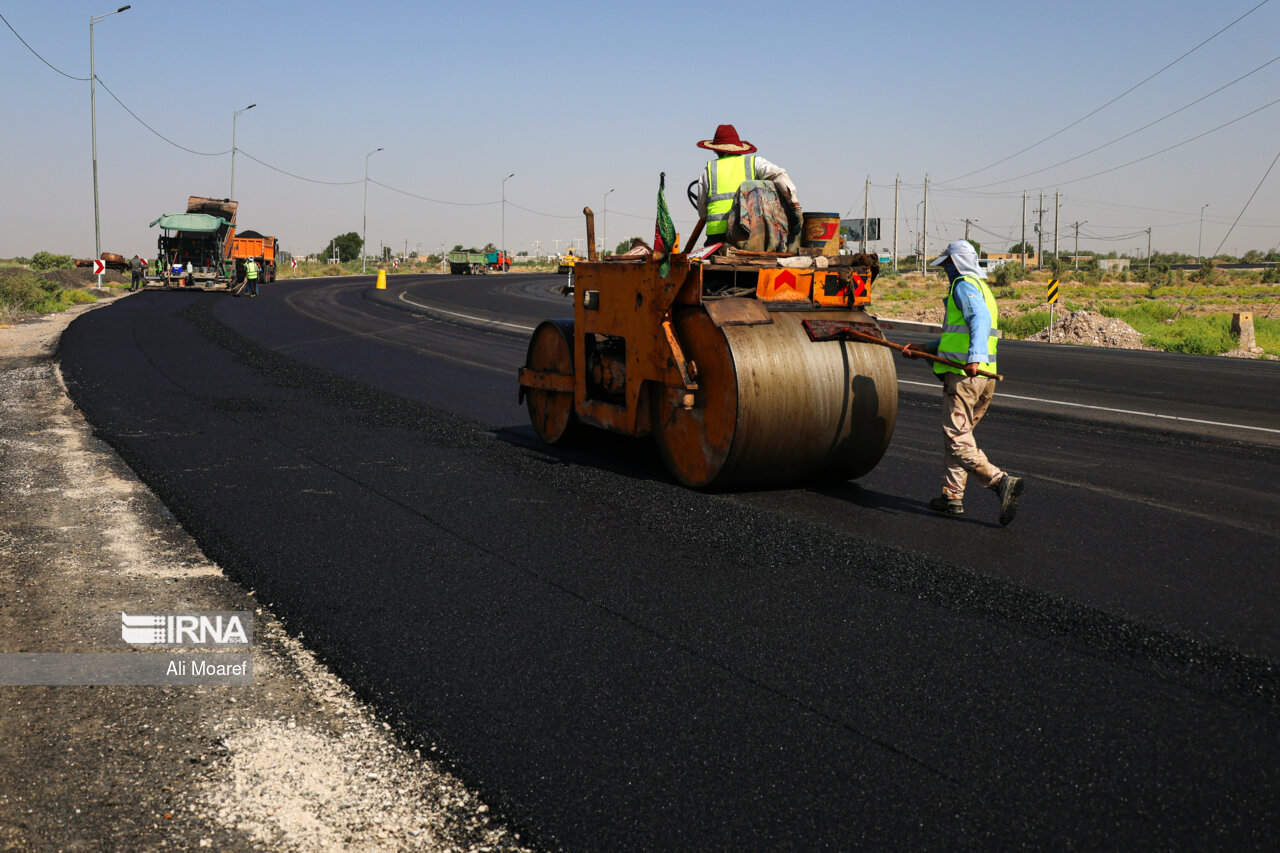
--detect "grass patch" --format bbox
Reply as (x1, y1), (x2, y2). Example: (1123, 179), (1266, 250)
(1002, 310), (1051, 339)
(0, 269), (97, 317)
(1099, 302), (1235, 354)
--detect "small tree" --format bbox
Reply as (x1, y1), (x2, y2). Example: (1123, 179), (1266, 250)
(1009, 242), (1034, 256)
(29, 251), (73, 271)
(483, 242), (497, 253)
(323, 232), (362, 262)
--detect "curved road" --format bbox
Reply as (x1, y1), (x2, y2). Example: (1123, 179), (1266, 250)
(60, 274), (1279, 850)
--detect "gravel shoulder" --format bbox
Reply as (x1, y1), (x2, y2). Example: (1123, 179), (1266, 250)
(0, 298), (529, 852)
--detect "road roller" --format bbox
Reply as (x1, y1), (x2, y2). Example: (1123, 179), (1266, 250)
(517, 209), (897, 488)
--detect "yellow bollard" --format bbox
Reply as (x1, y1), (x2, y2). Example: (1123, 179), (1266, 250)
(376, 268), (387, 289)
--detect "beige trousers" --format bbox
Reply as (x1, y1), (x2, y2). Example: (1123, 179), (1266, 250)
(941, 373), (1003, 499)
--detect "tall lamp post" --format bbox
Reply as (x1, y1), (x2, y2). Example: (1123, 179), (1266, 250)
(89, 4), (130, 287)
(1198, 203), (1209, 264)
(603, 188), (615, 256)
(230, 103), (256, 201)
(501, 173), (515, 272)
(362, 147), (383, 274)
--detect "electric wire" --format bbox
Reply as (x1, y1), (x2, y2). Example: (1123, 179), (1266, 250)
(1054, 96), (1280, 187)
(0, 11), (89, 80)
(96, 77), (230, 157)
(370, 179), (497, 205)
(1213, 145), (1280, 256)
(954, 53), (1280, 191)
(939, 0), (1272, 185)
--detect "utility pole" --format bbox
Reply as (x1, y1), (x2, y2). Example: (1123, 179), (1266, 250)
(1053, 190), (1060, 263)
(862, 175), (870, 255)
(1021, 193), (1027, 267)
(1072, 221), (1088, 268)
(362, 147), (383, 274)
(1034, 192), (1045, 270)
(922, 175), (929, 271)
(230, 103), (255, 201)
(502, 172), (515, 272)
(1147, 228), (1152, 269)
(90, 4), (131, 285)
(892, 175), (899, 273)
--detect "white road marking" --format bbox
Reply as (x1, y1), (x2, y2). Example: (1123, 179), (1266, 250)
(397, 292), (535, 332)
(395, 290), (1277, 439)
(899, 379), (1280, 435)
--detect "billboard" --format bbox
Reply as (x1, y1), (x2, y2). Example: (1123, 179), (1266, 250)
(841, 218), (881, 242)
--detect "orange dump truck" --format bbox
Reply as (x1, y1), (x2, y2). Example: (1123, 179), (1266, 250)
(230, 231), (279, 282)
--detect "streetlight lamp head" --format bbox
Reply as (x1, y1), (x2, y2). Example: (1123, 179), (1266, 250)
(117, 5), (131, 12)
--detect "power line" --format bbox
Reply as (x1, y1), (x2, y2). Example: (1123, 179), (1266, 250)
(370, 179), (498, 205)
(1041, 95), (1280, 189)
(0, 11), (89, 80)
(954, 53), (1280, 191)
(939, 0), (1272, 184)
(236, 149), (362, 185)
(1213, 145), (1280, 255)
(96, 77), (229, 157)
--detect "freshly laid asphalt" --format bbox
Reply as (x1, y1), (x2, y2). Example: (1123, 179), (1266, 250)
(59, 277), (1278, 850)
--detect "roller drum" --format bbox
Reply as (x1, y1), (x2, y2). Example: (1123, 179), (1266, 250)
(653, 307), (897, 487)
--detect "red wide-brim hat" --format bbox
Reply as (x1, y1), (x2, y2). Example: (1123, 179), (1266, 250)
(696, 124), (757, 154)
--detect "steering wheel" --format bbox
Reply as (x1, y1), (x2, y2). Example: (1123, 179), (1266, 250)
(687, 179), (699, 210)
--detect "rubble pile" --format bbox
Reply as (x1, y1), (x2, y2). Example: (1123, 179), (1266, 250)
(1027, 310), (1150, 349)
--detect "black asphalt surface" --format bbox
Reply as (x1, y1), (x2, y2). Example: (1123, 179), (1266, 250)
(59, 275), (1279, 850)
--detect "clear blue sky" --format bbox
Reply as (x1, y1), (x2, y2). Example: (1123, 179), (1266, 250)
(3, 0), (1279, 260)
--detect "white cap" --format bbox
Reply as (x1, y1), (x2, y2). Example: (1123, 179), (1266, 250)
(929, 239), (986, 278)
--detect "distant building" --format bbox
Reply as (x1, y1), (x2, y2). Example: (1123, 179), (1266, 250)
(984, 252), (1039, 268)
(1098, 258), (1130, 272)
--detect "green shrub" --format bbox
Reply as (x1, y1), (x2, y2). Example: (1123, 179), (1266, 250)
(1255, 316), (1280, 355)
(1003, 310), (1051, 339)
(988, 262), (1026, 289)
(28, 251), (73, 271)
(0, 270), (96, 315)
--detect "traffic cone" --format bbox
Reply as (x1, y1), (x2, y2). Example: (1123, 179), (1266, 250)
(376, 268), (387, 290)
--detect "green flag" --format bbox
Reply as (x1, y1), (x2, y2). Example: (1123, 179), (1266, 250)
(655, 172), (676, 278)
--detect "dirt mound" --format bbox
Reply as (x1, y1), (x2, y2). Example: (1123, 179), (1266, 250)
(1027, 310), (1151, 349)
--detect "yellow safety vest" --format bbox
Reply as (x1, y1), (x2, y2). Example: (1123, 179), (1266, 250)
(935, 274), (998, 376)
(245, 260), (259, 280)
(704, 155), (756, 236)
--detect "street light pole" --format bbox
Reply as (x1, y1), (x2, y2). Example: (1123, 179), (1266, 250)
(230, 103), (256, 201)
(1198, 203), (1209, 264)
(502, 173), (515, 272)
(89, 4), (130, 288)
(603, 188), (614, 256)
(363, 147), (383, 274)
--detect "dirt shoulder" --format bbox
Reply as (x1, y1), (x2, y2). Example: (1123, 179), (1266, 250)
(0, 299), (529, 852)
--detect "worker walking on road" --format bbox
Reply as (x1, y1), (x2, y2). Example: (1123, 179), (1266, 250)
(902, 240), (1024, 525)
(694, 124), (800, 247)
(128, 255), (143, 292)
(243, 257), (260, 298)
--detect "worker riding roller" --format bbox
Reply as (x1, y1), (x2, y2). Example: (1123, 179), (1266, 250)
(694, 124), (800, 248)
(902, 240), (1024, 525)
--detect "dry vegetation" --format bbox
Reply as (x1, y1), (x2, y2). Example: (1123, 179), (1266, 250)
(872, 267), (1279, 357)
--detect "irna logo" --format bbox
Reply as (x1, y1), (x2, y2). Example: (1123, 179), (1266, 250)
(120, 611), (252, 647)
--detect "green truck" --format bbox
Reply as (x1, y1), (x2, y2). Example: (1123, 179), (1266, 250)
(447, 250), (511, 275)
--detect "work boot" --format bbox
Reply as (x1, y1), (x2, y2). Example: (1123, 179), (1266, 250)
(991, 474), (1025, 526)
(930, 495), (964, 516)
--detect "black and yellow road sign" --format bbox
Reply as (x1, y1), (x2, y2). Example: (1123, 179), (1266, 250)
(1047, 278), (1060, 304)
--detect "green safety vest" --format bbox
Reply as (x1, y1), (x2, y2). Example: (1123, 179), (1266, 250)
(245, 260), (259, 280)
(935, 274), (998, 377)
(704, 155), (756, 236)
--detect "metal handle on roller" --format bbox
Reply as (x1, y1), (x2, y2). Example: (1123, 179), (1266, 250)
(802, 320), (1004, 381)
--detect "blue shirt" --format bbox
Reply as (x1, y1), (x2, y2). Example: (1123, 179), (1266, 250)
(926, 276), (993, 364)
